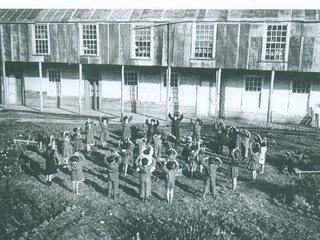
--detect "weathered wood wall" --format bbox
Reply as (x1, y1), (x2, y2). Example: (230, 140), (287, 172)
(0, 21), (319, 72)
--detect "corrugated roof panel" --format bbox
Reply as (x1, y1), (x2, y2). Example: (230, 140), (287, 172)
(108, 9), (133, 21)
(42, 9), (59, 22)
(0, 9), (11, 22)
(172, 9), (187, 19)
(50, 9), (68, 22)
(16, 9), (34, 21)
(89, 9), (112, 21)
(70, 9), (94, 21)
(197, 9), (207, 20)
(130, 9), (144, 20)
(205, 9), (228, 20)
(184, 9), (198, 20)
(2, 9), (18, 22)
(34, 9), (50, 22)
(140, 9), (164, 20)
(26, 9), (42, 21)
(60, 9), (76, 22)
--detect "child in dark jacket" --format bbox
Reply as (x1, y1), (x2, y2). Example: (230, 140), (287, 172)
(105, 152), (121, 199)
(202, 156), (222, 199)
(146, 118), (159, 145)
(69, 152), (85, 195)
(168, 112), (183, 148)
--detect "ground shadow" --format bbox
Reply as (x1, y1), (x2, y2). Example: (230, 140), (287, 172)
(52, 177), (73, 193)
(84, 178), (108, 197)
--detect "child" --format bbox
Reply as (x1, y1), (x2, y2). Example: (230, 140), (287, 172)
(85, 119), (95, 152)
(62, 131), (73, 167)
(230, 148), (241, 190)
(202, 156), (222, 199)
(146, 118), (160, 145)
(69, 152), (85, 195)
(73, 127), (84, 152)
(153, 133), (162, 160)
(100, 116), (110, 148)
(45, 148), (58, 185)
(105, 152), (120, 199)
(197, 146), (208, 174)
(163, 161), (178, 204)
(240, 129), (251, 160)
(121, 115), (133, 141)
(182, 136), (193, 162)
(136, 137), (147, 156)
(248, 142), (261, 181)
(213, 119), (227, 155)
(168, 111), (184, 148)
(135, 156), (156, 202)
(119, 139), (134, 176)
(228, 126), (241, 156)
(259, 137), (267, 174)
(191, 118), (202, 144)
(188, 142), (200, 179)
(161, 130), (176, 153)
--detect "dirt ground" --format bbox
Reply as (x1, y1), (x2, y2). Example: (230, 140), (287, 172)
(0, 110), (320, 240)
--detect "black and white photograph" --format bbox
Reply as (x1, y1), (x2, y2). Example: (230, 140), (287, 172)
(1, 0), (320, 239)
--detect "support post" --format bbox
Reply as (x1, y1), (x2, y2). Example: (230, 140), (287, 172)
(39, 62), (43, 112)
(195, 78), (199, 117)
(166, 66), (171, 120)
(267, 70), (275, 126)
(78, 64), (82, 114)
(121, 65), (125, 118)
(2, 61), (7, 109)
(215, 68), (222, 119)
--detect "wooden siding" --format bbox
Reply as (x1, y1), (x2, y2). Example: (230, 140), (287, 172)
(1, 21), (320, 73)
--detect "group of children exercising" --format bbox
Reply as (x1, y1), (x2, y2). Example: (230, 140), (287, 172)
(41, 111), (267, 203)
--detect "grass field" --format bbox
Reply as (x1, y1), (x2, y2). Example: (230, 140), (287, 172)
(0, 110), (320, 240)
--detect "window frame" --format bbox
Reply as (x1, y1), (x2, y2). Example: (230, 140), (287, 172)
(124, 71), (139, 86)
(46, 69), (62, 97)
(191, 22), (217, 60)
(291, 77), (312, 94)
(131, 23), (154, 60)
(261, 23), (291, 62)
(80, 23), (99, 56)
(32, 24), (50, 55)
(163, 72), (180, 88)
(244, 75), (263, 92)
(47, 69), (62, 83)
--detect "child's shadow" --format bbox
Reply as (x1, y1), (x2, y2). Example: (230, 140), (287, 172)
(84, 178), (108, 197)
(119, 183), (139, 199)
(53, 177), (73, 193)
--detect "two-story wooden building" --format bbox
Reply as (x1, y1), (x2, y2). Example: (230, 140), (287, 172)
(0, 9), (320, 123)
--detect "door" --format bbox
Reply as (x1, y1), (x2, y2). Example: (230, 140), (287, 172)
(48, 70), (61, 107)
(242, 76), (263, 110)
(289, 78), (310, 113)
(86, 72), (100, 110)
(7, 75), (23, 105)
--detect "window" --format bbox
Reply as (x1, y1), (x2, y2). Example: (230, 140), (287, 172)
(134, 26), (151, 58)
(48, 70), (61, 82)
(264, 24), (288, 61)
(82, 24), (98, 55)
(245, 77), (262, 91)
(292, 79), (310, 94)
(125, 72), (138, 85)
(194, 24), (214, 59)
(34, 24), (49, 54)
(163, 73), (179, 87)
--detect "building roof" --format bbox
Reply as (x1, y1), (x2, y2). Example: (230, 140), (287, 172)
(0, 9), (319, 23)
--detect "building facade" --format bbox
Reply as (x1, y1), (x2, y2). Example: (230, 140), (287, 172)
(0, 9), (320, 123)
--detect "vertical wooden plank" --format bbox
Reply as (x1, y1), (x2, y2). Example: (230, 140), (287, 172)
(79, 63), (82, 114)
(248, 37), (262, 70)
(166, 67), (171, 120)
(301, 37), (314, 71)
(49, 24), (58, 62)
(225, 24), (239, 69)
(215, 69), (221, 119)
(99, 23), (108, 64)
(288, 36), (301, 71)
(154, 25), (163, 66)
(238, 24), (250, 69)
(109, 23), (119, 64)
(39, 62), (43, 112)
(3, 24), (12, 61)
(267, 71), (275, 125)
(216, 24), (227, 68)
(57, 24), (67, 62)
(119, 24), (130, 65)
(11, 24), (20, 61)
(121, 65), (124, 117)
(67, 24), (79, 63)
(19, 24), (29, 62)
(183, 23), (193, 67)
